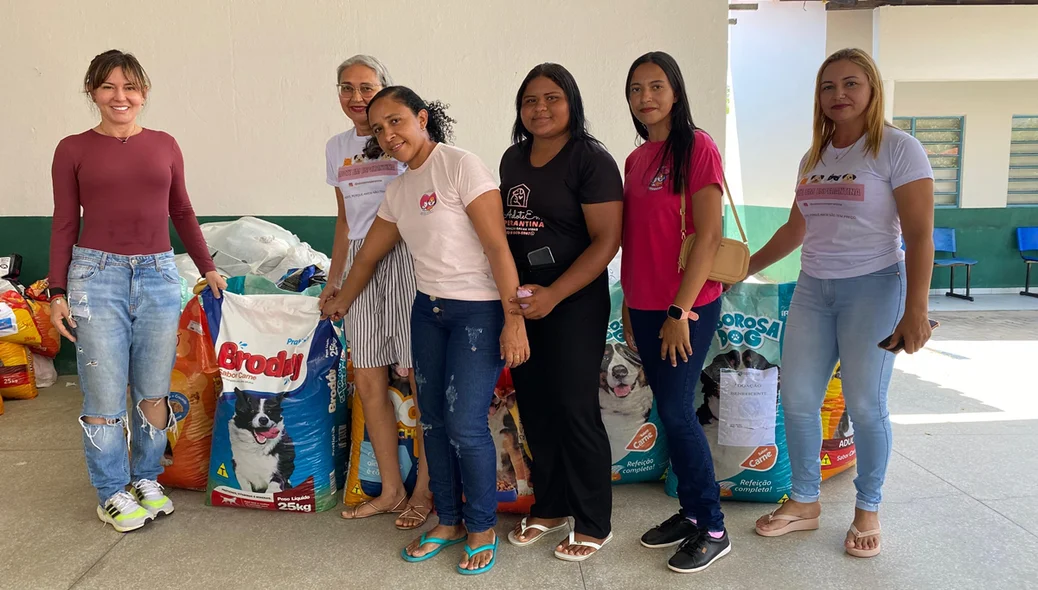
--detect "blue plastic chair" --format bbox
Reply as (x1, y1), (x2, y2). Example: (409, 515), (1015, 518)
(1018, 227), (1038, 298)
(932, 228), (978, 301)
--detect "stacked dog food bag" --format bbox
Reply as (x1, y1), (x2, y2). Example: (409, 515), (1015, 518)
(202, 287), (341, 513)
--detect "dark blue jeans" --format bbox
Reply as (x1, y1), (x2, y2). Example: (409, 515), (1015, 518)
(411, 292), (504, 533)
(628, 298), (725, 531)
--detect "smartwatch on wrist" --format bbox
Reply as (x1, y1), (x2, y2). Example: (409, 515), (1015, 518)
(667, 304), (700, 322)
(667, 304), (691, 321)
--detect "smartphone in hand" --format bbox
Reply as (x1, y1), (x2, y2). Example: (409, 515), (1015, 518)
(878, 319), (940, 353)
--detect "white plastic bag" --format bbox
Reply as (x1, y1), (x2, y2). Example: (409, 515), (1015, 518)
(32, 353), (57, 389)
(199, 217), (330, 283)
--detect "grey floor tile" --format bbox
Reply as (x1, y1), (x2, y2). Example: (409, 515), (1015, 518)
(0, 450), (121, 590)
(982, 496), (1038, 537)
(895, 433), (1038, 501)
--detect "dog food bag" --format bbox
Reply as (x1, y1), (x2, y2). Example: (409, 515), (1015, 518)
(0, 284), (42, 349)
(491, 369), (536, 513)
(158, 297), (221, 491)
(820, 363), (856, 480)
(343, 366), (418, 505)
(601, 277), (670, 484)
(203, 289), (341, 513)
(667, 282), (795, 503)
(0, 342), (37, 400)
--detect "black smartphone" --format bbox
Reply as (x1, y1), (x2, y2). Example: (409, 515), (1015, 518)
(62, 317), (77, 340)
(878, 319), (939, 353)
(526, 246), (555, 268)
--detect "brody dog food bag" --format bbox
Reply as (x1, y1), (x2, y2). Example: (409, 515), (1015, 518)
(203, 289), (341, 513)
(601, 276), (670, 484)
(343, 366), (418, 505)
(158, 297), (221, 491)
(491, 369), (535, 513)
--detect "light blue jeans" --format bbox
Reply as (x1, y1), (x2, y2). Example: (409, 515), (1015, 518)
(67, 246), (181, 505)
(781, 261), (906, 512)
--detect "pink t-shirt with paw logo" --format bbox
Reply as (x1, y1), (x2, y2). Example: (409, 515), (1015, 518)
(377, 143), (501, 301)
(621, 130), (725, 311)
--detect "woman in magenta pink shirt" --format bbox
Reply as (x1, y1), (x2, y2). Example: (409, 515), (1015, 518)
(620, 51), (730, 575)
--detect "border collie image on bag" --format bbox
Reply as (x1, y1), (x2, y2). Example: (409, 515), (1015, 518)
(203, 289), (341, 513)
(600, 277), (669, 484)
(230, 390), (295, 493)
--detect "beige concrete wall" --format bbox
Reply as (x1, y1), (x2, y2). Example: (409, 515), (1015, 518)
(825, 9), (875, 57)
(0, 0), (727, 216)
(874, 5), (1038, 82)
(895, 81), (1038, 208)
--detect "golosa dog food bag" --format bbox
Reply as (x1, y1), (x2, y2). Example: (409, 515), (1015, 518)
(666, 282), (854, 503)
(343, 366), (418, 505)
(491, 369), (535, 513)
(203, 288), (341, 513)
(601, 276), (670, 484)
(158, 297), (221, 491)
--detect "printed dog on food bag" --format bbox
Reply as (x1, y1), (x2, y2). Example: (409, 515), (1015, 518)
(599, 342), (653, 463)
(489, 390), (532, 495)
(229, 389), (296, 493)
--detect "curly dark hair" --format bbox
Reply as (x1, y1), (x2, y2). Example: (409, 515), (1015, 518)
(362, 86), (455, 159)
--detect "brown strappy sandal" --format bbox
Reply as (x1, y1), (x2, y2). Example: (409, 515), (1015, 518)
(395, 504), (432, 530)
(340, 495), (407, 520)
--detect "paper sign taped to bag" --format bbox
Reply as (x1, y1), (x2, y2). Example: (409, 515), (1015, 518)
(718, 368), (778, 447)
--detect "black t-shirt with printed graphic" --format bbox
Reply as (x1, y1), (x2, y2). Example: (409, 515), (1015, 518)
(499, 138), (623, 270)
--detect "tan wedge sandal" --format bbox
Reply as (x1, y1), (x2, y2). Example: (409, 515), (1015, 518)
(755, 510), (820, 537)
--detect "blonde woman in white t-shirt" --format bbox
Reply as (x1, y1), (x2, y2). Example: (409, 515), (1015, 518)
(320, 55), (432, 531)
(745, 48), (936, 558)
(322, 86), (529, 576)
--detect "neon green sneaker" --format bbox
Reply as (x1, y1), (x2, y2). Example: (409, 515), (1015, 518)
(131, 479), (174, 518)
(97, 491), (149, 532)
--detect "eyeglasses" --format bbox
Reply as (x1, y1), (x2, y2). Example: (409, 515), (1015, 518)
(337, 84), (379, 98)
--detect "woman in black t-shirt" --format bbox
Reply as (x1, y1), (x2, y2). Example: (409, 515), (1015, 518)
(499, 63), (623, 562)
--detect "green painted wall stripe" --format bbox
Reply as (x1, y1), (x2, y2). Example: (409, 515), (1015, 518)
(5, 208), (1037, 374)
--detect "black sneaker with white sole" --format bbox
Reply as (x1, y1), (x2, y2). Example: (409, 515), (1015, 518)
(641, 512), (700, 548)
(668, 529), (731, 574)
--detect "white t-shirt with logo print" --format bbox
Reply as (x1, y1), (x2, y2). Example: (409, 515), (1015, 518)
(325, 128), (408, 240)
(377, 143), (501, 301)
(795, 126), (933, 279)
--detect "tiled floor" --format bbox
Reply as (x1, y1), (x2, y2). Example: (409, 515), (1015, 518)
(1, 309), (1036, 589)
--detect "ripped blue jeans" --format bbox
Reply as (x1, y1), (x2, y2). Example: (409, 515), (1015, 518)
(410, 292), (504, 533)
(67, 246), (180, 505)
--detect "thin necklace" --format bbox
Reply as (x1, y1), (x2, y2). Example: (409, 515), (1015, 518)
(97, 124), (140, 144)
(831, 137), (858, 161)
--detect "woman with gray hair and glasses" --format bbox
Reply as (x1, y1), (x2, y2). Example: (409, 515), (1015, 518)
(321, 55), (432, 530)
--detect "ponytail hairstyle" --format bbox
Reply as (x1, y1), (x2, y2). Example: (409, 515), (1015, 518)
(803, 48), (889, 174)
(625, 51), (699, 195)
(363, 86), (456, 159)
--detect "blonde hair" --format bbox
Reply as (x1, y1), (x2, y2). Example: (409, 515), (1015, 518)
(802, 48), (890, 174)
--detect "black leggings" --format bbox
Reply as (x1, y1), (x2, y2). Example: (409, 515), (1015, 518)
(511, 271), (613, 539)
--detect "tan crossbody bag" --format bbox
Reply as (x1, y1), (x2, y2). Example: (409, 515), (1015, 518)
(677, 173), (750, 284)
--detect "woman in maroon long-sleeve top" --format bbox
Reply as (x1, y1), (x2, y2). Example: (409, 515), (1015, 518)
(47, 49), (226, 533)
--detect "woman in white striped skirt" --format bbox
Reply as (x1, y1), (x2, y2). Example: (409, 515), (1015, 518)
(320, 54), (432, 529)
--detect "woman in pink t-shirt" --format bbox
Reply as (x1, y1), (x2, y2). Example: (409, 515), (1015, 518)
(620, 51), (731, 575)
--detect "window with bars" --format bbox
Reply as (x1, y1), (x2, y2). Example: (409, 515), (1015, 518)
(1009, 116), (1038, 206)
(893, 116), (963, 207)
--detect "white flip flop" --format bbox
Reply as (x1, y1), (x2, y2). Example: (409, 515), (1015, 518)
(553, 531), (614, 562)
(507, 516), (569, 547)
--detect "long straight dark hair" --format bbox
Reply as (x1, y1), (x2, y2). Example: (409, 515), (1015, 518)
(625, 51), (699, 195)
(512, 63), (602, 149)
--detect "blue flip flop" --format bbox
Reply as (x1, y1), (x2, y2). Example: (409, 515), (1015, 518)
(456, 534), (499, 576)
(400, 533), (466, 563)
